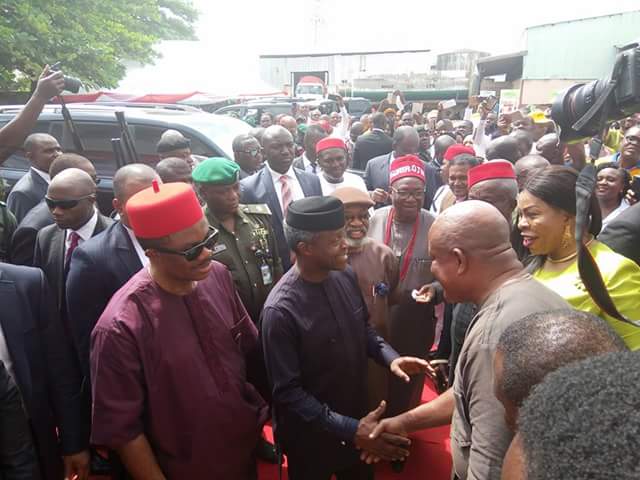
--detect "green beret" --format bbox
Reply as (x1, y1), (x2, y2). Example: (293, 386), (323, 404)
(191, 157), (240, 185)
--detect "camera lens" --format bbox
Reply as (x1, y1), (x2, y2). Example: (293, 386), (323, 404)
(63, 76), (82, 94)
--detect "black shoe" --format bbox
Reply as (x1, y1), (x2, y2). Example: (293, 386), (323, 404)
(255, 437), (278, 464)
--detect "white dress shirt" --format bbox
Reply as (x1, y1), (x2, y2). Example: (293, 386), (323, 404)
(124, 224), (150, 268)
(267, 164), (305, 213)
(65, 211), (98, 259)
(319, 171), (368, 196)
(31, 167), (51, 184)
(300, 152), (320, 175)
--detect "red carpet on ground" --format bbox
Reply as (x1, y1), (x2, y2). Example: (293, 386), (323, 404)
(258, 378), (452, 480)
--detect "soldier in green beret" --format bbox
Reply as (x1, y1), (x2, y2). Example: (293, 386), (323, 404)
(192, 157), (283, 324)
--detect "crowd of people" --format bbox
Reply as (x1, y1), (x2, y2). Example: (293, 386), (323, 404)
(0, 66), (639, 480)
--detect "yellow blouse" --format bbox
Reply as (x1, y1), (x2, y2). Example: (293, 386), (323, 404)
(533, 241), (640, 350)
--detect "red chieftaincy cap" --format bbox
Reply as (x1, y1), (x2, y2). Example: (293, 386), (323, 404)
(389, 155), (426, 185)
(444, 144), (476, 161)
(316, 137), (346, 154)
(467, 160), (516, 189)
(126, 180), (204, 239)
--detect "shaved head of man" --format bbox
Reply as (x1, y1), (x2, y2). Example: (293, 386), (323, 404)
(486, 136), (524, 164)
(155, 157), (192, 184)
(46, 168), (97, 230)
(514, 155), (550, 190)
(535, 133), (564, 165)
(428, 200), (522, 304)
(49, 153), (97, 180)
(23, 133), (62, 172)
(113, 164), (161, 227)
(279, 115), (298, 139)
(468, 177), (519, 222)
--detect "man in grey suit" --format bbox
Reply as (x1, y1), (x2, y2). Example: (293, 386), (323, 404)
(599, 201), (640, 266)
(7, 133), (62, 223)
(364, 126), (440, 209)
(240, 126), (322, 270)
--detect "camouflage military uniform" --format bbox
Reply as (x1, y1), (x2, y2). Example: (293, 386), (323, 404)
(205, 203), (283, 323)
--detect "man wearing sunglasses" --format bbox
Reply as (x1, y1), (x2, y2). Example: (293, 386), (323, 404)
(232, 133), (264, 179)
(90, 181), (268, 479)
(33, 168), (112, 329)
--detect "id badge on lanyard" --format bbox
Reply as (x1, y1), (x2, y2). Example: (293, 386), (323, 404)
(261, 261), (273, 285)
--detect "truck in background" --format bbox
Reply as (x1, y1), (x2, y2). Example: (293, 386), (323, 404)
(292, 71), (328, 100)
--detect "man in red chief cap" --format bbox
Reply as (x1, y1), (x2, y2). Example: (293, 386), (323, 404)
(316, 137), (368, 195)
(90, 181), (268, 479)
(434, 144), (479, 214)
(368, 155), (438, 418)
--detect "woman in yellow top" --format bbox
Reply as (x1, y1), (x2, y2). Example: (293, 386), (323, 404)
(517, 165), (640, 350)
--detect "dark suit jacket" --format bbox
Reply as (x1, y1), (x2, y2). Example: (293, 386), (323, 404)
(364, 153), (440, 210)
(7, 169), (49, 224)
(33, 214), (112, 315)
(9, 201), (53, 266)
(240, 167), (322, 270)
(598, 203), (640, 266)
(0, 264), (86, 479)
(352, 129), (392, 170)
(66, 221), (143, 379)
(0, 360), (39, 480)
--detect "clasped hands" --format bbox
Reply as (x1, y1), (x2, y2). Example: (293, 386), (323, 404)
(354, 357), (432, 465)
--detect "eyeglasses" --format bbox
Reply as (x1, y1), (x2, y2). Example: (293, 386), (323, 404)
(45, 194), (95, 210)
(154, 226), (219, 262)
(624, 135), (640, 145)
(391, 188), (424, 200)
(237, 148), (262, 157)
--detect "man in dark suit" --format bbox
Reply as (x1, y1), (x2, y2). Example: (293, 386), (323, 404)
(10, 153), (98, 266)
(364, 126), (440, 209)
(232, 133), (264, 179)
(352, 112), (393, 170)
(240, 125), (322, 270)
(292, 124), (327, 174)
(7, 134), (62, 223)
(599, 202), (640, 265)
(0, 262), (88, 479)
(33, 169), (112, 324)
(66, 164), (159, 380)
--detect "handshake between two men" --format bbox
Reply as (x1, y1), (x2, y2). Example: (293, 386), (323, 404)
(354, 356), (435, 465)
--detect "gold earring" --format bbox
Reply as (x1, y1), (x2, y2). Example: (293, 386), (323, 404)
(560, 223), (572, 250)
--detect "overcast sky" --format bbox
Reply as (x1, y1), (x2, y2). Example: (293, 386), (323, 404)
(117, 0), (640, 94)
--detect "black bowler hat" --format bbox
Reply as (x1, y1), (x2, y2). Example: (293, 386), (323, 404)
(286, 196), (345, 231)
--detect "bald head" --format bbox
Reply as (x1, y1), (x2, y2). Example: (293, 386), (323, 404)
(155, 157), (192, 184)
(279, 115), (298, 138)
(468, 177), (519, 222)
(514, 155), (550, 190)
(113, 164), (160, 226)
(371, 112), (387, 130)
(46, 168), (97, 230)
(434, 135), (456, 161)
(510, 129), (533, 158)
(429, 200), (521, 303)
(49, 153), (96, 179)
(535, 133), (563, 165)
(350, 121), (364, 141)
(486, 135), (524, 163)
(23, 133), (61, 172)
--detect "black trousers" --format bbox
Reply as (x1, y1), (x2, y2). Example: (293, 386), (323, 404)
(287, 459), (374, 480)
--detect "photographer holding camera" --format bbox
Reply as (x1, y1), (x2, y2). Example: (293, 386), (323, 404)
(0, 66), (65, 164)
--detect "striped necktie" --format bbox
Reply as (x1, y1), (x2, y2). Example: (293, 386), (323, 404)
(279, 175), (292, 215)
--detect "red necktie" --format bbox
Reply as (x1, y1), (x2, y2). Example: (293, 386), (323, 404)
(65, 231), (80, 267)
(280, 175), (292, 216)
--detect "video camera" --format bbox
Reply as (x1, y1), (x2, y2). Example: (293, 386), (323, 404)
(50, 61), (82, 94)
(551, 42), (640, 143)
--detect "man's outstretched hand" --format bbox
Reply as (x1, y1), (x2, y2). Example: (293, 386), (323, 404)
(355, 401), (411, 464)
(390, 356), (434, 382)
(34, 65), (65, 101)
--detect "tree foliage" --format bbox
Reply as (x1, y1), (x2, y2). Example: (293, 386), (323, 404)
(0, 0), (198, 90)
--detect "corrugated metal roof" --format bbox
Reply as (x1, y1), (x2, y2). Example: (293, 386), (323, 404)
(523, 10), (640, 80)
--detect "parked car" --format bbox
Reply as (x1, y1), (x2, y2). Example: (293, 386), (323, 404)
(0, 103), (250, 213)
(214, 102), (295, 125)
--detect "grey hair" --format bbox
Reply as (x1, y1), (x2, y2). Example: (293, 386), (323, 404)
(284, 221), (317, 252)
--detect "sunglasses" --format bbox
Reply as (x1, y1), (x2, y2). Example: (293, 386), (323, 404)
(45, 194), (95, 210)
(154, 226), (219, 261)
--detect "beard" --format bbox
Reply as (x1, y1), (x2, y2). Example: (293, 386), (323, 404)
(345, 235), (367, 249)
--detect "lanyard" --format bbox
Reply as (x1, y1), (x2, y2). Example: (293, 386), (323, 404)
(383, 208), (419, 282)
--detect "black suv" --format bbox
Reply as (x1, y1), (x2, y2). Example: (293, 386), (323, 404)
(0, 103), (250, 212)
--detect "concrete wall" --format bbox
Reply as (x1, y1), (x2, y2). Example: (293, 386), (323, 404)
(520, 78), (593, 105)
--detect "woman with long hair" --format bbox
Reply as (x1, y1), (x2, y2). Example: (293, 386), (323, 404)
(595, 162), (632, 229)
(517, 165), (640, 349)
